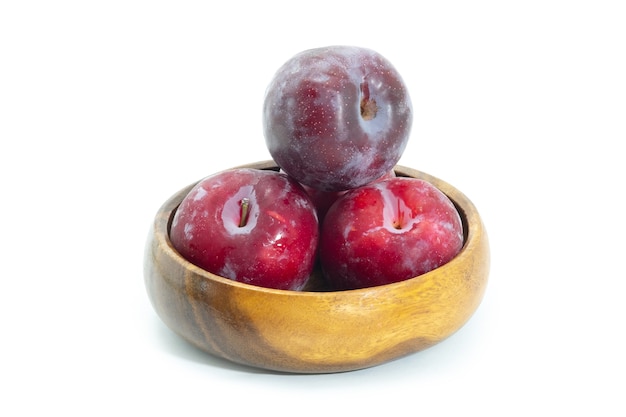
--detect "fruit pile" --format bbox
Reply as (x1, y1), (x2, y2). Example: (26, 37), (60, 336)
(170, 46), (463, 291)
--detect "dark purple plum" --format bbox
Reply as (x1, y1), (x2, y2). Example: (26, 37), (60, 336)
(263, 46), (413, 192)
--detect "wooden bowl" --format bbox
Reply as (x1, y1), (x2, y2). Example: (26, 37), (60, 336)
(144, 161), (489, 373)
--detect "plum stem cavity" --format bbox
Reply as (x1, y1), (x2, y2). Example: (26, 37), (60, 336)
(239, 198), (251, 227)
(360, 81), (378, 121)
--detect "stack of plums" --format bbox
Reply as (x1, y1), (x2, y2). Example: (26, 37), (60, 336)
(169, 46), (463, 291)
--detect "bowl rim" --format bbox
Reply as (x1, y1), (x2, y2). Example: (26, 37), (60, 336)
(153, 160), (482, 297)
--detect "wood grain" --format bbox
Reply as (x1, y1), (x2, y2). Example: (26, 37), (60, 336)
(144, 161), (489, 373)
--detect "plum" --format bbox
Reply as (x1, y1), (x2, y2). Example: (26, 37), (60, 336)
(263, 46), (412, 192)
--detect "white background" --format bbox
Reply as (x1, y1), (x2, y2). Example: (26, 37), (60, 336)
(2, 1), (625, 415)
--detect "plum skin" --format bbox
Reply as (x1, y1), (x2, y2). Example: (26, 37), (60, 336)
(263, 45), (413, 192)
(319, 177), (464, 290)
(300, 168), (396, 223)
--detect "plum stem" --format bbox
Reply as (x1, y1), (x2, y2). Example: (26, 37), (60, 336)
(239, 198), (250, 227)
(393, 198), (404, 229)
(360, 81), (378, 121)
